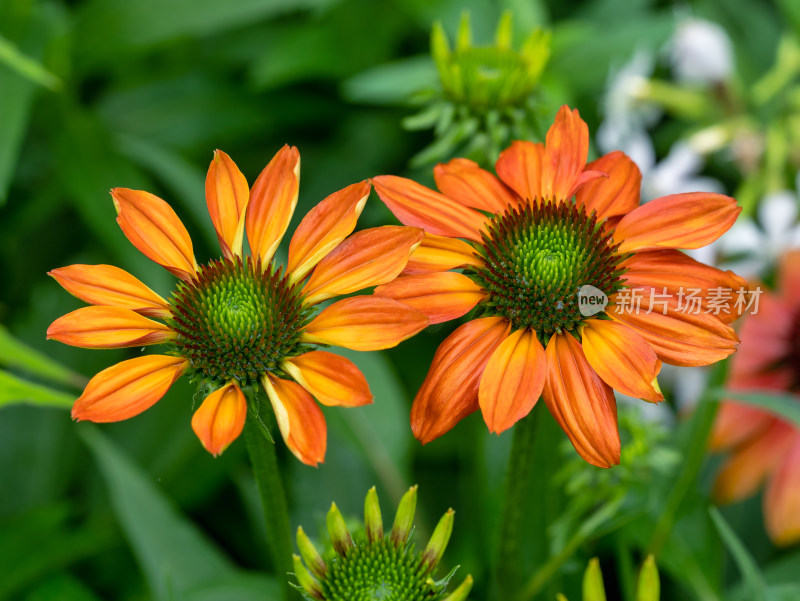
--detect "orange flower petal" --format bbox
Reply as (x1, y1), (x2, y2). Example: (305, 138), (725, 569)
(765, 436), (800, 546)
(262, 374), (326, 466)
(205, 150), (249, 259)
(411, 317), (510, 444)
(47, 306), (175, 349)
(580, 319), (663, 403)
(282, 351), (372, 407)
(710, 401), (776, 451)
(779, 250), (800, 312)
(245, 145), (300, 265)
(402, 233), (483, 275)
(575, 151), (641, 221)
(374, 272), (486, 325)
(191, 382), (247, 456)
(495, 140), (544, 202)
(608, 291), (739, 367)
(478, 328), (546, 434)
(48, 264), (170, 318)
(112, 188), (197, 281)
(434, 158), (519, 213)
(301, 296), (428, 351)
(542, 105), (590, 200)
(287, 180), (371, 283)
(713, 421), (794, 504)
(302, 226), (424, 305)
(72, 355), (187, 422)
(621, 250), (748, 324)
(614, 192), (740, 253)
(543, 333), (620, 468)
(727, 293), (792, 376)
(372, 175), (489, 243)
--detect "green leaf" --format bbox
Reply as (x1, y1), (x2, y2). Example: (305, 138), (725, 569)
(711, 390), (800, 429)
(75, 0), (335, 63)
(0, 370), (75, 409)
(710, 507), (767, 601)
(342, 56), (438, 105)
(80, 425), (278, 601)
(0, 34), (60, 90)
(23, 573), (104, 601)
(0, 325), (85, 388)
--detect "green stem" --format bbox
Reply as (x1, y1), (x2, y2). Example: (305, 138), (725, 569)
(647, 363), (726, 557)
(491, 410), (540, 601)
(516, 495), (624, 601)
(243, 417), (294, 601)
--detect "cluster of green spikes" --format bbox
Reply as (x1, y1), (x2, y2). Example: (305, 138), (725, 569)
(293, 487), (473, 601)
(472, 200), (626, 338)
(404, 12), (552, 166)
(168, 256), (312, 385)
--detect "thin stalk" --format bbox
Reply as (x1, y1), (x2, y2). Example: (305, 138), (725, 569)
(491, 410), (540, 601)
(647, 363), (726, 556)
(243, 417), (294, 601)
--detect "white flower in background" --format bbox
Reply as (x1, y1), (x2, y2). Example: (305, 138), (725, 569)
(670, 17), (734, 84)
(641, 140), (724, 201)
(597, 51), (661, 168)
(717, 179), (800, 279)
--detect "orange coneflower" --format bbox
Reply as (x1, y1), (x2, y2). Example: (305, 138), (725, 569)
(711, 250), (800, 545)
(373, 105), (744, 467)
(47, 147), (428, 465)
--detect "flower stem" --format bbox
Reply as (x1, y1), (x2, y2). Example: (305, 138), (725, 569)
(647, 362), (726, 556)
(491, 409), (540, 601)
(244, 417), (294, 601)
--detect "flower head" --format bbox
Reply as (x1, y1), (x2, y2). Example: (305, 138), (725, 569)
(406, 12), (551, 166)
(711, 250), (800, 545)
(373, 106), (744, 467)
(47, 147), (428, 464)
(293, 486), (472, 601)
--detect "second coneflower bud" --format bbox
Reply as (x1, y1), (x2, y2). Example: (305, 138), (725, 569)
(291, 486), (473, 601)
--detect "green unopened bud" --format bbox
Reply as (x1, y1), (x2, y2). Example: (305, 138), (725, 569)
(583, 558), (607, 601)
(495, 11), (513, 49)
(296, 527), (326, 580)
(391, 485), (418, 546)
(556, 595), (569, 601)
(636, 555), (660, 601)
(443, 574), (474, 601)
(422, 508), (454, 572)
(326, 502), (353, 556)
(456, 12), (471, 51)
(292, 554), (323, 600)
(364, 486), (384, 543)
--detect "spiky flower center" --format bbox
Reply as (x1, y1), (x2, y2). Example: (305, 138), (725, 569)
(321, 538), (441, 601)
(472, 200), (626, 337)
(169, 257), (312, 385)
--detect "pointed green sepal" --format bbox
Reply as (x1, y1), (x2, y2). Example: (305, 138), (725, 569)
(636, 555), (660, 601)
(292, 554), (323, 599)
(391, 485), (418, 546)
(431, 21), (451, 73)
(422, 508), (454, 572)
(364, 486), (384, 543)
(443, 574), (473, 601)
(456, 12), (471, 52)
(327, 502), (353, 556)
(495, 11), (513, 49)
(583, 558), (607, 601)
(296, 526), (326, 580)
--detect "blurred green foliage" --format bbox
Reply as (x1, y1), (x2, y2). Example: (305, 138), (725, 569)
(2, 0), (800, 600)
